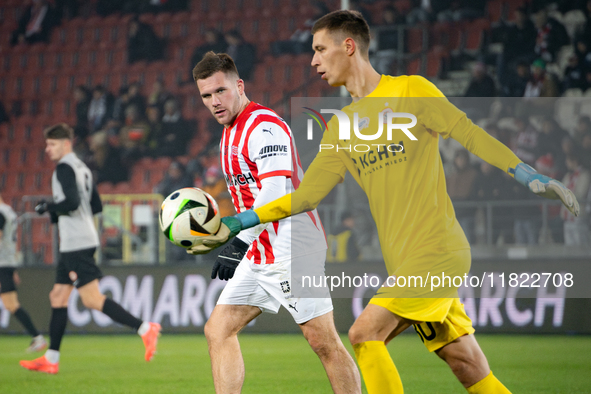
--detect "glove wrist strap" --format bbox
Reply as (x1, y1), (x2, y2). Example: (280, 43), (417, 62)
(234, 210), (260, 230)
(513, 162), (537, 187)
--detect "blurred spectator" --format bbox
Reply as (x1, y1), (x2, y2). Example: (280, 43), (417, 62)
(446, 150), (478, 243)
(145, 105), (163, 155)
(73, 85), (91, 139)
(510, 173), (540, 245)
(127, 82), (146, 118)
(224, 30), (256, 81)
(154, 99), (191, 157)
(189, 30), (227, 81)
(155, 161), (193, 198)
(474, 162), (513, 244)
(501, 61), (531, 97)
(513, 117), (539, 166)
(147, 80), (172, 113)
(578, 0), (591, 44)
(572, 115), (591, 144)
(0, 100), (9, 125)
(562, 55), (587, 91)
(437, 0), (485, 22)
(536, 117), (567, 171)
(463, 62), (495, 119)
(561, 153), (590, 245)
(464, 62), (496, 97)
(573, 38), (591, 69)
(497, 7), (537, 87)
(88, 85), (115, 133)
(112, 86), (130, 124)
(271, 2), (329, 56)
(118, 104), (151, 163)
(10, 0), (55, 46)
(201, 165), (235, 218)
(524, 59), (559, 98)
(533, 8), (569, 63)
(127, 17), (164, 64)
(87, 131), (128, 184)
(372, 7), (406, 75)
(326, 213), (361, 263)
(406, 0), (436, 24)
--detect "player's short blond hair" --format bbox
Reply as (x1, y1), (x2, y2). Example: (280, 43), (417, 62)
(43, 123), (74, 140)
(312, 10), (371, 58)
(192, 52), (240, 82)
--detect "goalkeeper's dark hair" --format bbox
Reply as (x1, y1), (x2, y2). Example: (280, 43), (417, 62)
(312, 10), (371, 58)
(43, 123), (74, 140)
(193, 52), (240, 82)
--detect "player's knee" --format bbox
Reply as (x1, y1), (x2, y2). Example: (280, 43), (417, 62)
(80, 295), (102, 310)
(48, 288), (62, 307)
(348, 324), (366, 346)
(204, 319), (224, 343)
(307, 334), (334, 358)
(2, 299), (19, 313)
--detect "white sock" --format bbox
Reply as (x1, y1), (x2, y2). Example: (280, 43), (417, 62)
(137, 322), (150, 336)
(45, 349), (60, 364)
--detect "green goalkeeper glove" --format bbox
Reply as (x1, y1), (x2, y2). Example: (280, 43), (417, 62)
(186, 211), (260, 255)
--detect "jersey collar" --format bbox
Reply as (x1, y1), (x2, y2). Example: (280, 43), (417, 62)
(227, 101), (257, 130)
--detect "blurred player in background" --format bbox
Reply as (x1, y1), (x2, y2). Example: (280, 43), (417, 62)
(191, 52), (361, 393)
(20, 124), (161, 374)
(0, 192), (47, 353)
(198, 10), (580, 394)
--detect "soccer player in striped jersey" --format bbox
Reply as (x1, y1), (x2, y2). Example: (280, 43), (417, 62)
(20, 124), (161, 374)
(0, 192), (47, 352)
(195, 10), (580, 394)
(191, 52), (361, 393)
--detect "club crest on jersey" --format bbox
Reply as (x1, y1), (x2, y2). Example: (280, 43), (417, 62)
(280, 280), (291, 294)
(358, 117), (370, 131)
(231, 146), (240, 156)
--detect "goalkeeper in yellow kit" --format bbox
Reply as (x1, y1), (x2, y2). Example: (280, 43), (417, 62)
(188, 10), (580, 394)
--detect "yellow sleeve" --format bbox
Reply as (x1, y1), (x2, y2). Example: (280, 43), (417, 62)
(254, 156), (344, 224)
(449, 115), (522, 174)
(408, 75), (522, 174)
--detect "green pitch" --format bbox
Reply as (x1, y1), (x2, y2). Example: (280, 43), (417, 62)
(0, 334), (589, 393)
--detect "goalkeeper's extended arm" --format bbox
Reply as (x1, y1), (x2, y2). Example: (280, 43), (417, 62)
(450, 115), (580, 216)
(198, 165), (343, 252)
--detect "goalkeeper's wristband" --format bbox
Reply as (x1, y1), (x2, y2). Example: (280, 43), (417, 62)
(234, 209), (261, 230)
(511, 162), (544, 187)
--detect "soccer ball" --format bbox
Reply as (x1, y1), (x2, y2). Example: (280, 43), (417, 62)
(159, 187), (221, 248)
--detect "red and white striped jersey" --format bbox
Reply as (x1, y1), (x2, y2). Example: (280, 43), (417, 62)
(220, 102), (326, 265)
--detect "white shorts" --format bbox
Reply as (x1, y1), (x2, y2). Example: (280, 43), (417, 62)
(217, 250), (333, 324)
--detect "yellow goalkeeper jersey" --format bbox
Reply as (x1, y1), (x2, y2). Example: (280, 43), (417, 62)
(305, 75), (522, 275)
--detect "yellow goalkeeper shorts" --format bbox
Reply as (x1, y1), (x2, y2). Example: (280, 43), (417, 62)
(369, 297), (475, 352)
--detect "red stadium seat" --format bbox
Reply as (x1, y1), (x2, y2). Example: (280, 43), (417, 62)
(407, 28), (425, 54)
(406, 58), (421, 75)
